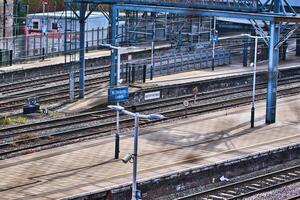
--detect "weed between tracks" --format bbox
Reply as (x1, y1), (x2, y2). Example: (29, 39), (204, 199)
(14, 132), (35, 141)
(0, 116), (28, 125)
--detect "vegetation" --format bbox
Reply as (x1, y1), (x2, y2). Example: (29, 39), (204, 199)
(15, 132), (35, 141)
(0, 116), (28, 125)
(0, 117), (12, 125)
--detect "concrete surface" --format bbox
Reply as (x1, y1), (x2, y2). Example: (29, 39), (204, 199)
(0, 94), (300, 200)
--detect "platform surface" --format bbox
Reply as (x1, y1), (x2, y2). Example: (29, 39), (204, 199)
(0, 44), (170, 73)
(60, 52), (300, 113)
(139, 53), (300, 88)
(0, 94), (300, 200)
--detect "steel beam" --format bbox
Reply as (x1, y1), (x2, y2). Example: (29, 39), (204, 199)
(266, 0), (281, 124)
(110, 4), (118, 86)
(112, 4), (300, 23)
(266, 22), (280, 124)
(64, 0), (259, 12)
(79, 3), (87, 98)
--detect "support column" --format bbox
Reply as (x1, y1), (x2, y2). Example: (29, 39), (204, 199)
(266, 22), (280, 124)
(79, 4), (87, 98)
(296, 33), (300, 56)
(110, 5), (118, 86)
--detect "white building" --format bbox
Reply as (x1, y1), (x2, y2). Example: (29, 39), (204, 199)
(24, 11), (110, 57)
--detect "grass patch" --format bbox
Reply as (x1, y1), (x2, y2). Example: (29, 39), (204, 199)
(13, 117), (28, 124)
(0, 117), (12, 125)
(0, 116), (28, 125)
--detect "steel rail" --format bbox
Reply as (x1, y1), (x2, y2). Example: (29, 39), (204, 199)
(0, 77), (109, 114)
(176, 164), (300, 200)
(0, 83), (299, 158)
(0, 75), (299, 139)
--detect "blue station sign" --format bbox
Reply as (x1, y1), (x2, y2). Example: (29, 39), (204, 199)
(108, 86), (129, 102)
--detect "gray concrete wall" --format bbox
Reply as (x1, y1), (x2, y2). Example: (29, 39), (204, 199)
(125, 66), (300, 107)
(67, 144), (300, 200)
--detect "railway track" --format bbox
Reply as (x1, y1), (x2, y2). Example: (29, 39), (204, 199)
(0, 76), (300, 159)
(0, 75), (299, 138)
(0, 66), (110, 94)
(175, 164), (300, 200)
(0, 74), (109, 114)
(287, 195), (300, 200)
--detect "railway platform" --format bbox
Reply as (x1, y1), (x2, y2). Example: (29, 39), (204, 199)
(0, 44), (170, 73)
(138, 52), (300, 89)
(1, 94), (300, 199)
(59, 52), (300, 113)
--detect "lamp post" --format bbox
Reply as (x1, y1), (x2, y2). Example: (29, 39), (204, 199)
(250, 36), (258, 128)
(101, 44), (137, 159)
(216, 34), (264, 128)
(211, 17), (217, 71)
(108, 105), (165, 200)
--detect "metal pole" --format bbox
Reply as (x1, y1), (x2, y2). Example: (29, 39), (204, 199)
(69, 65), (75, 100)
(132, 114), (139, 200)
(115, 105), (120, 159)
(251, 37), (258, 128)
(79, 4), (87, 98)
(266, 22), (279, 124)
(212, 17), (216, 71)
(266, 0), (280, 124)
(110, 5), (118, 86)
(150, 41), (154, 80)
(3, 0), (6, 38)
(115, 49), (121, 159)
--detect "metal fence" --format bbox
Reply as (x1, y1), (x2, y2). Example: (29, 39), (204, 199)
(0, 25), (128, 66)
(122, 47), (231, 83)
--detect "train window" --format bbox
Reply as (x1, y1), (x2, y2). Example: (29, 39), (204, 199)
(33, 21), (39, 29)
(52, 22), (58, 30)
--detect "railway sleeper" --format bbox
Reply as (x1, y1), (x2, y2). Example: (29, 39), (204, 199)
(219, 192), (235, 197)
(288, 172), (298, 177)
(245, 185), (260, 190)
(208, 194), (225, 199)
(272, 176), (285, 181)
(250, 183), (261, 187)
(265, 178), (277, 183)
(224, 190), (238, 194)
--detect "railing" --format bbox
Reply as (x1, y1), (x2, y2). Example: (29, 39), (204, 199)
(0, 26), (126, 66)
(121, 47), (231, 83)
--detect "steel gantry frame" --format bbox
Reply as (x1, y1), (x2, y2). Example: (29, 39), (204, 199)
(64, 0), (300, 124)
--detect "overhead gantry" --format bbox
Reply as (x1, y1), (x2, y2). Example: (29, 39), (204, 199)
(64, 0), (300, 124)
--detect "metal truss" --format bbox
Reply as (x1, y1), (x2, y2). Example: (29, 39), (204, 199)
(259, 0), (297, 16)
(68, 0), (299, 125)
(275, 24), (300, 49)
(66, 0), (259, 12)
(249, 19), (269, 46)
